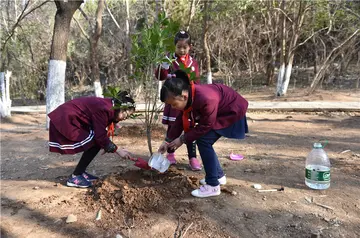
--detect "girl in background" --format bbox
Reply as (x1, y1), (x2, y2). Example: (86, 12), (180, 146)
(155, 30), (202, 171)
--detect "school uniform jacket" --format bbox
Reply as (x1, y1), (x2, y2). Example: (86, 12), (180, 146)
(155, 53), (200, 125)
(48, 97), (115, 154)
(167, 84), (249, 143)
(155, 53), (200, 83)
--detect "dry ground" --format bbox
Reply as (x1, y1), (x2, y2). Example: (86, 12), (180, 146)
(1, 110), (360, 238)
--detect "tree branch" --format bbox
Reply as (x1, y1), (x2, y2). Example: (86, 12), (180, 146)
(327, 29), (360, 59)
(73, 16), (90, 42)
(273, 7), (293, 23)
(291, 27), (328, 53)
(1, 0), (50, 70)
(342, 6), (360, 20)
(1, 0), (50, 52)
(78, 6), (93, 30)
(309, 29), (360, 94)
(104, 0), (121, 29)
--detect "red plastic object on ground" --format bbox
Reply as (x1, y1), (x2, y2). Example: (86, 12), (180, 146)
(130, 158), (151, 170)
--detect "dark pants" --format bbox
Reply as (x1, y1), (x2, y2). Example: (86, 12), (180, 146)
(73, 145), (101, 175)
(167, 125), (197, 159)
(196, 130), (224, 186)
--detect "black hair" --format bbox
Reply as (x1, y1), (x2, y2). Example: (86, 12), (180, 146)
(113, 91), (136, 111)
(160, 70), (190, 102)
(174, 30), (191, 45)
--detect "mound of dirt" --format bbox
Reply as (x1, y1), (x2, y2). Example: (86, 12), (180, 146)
(84, 168), (200, 225)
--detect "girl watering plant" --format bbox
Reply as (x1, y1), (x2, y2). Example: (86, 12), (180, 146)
(155, 30), (202, 171)
(48, 91), (136, 188)
(158, 70), (249, 198)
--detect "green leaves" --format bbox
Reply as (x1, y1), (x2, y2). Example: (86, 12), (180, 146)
(129, 113), (142, 119)
(103, 86), (121, 98)
(179, 63), (197, 82)
(131, 13), (180, 72)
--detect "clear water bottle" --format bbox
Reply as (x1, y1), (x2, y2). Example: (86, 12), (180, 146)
(305, 142), (331, 189)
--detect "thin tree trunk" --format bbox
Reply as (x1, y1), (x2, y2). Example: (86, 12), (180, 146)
(0, 71), (11, 117)
(186, 0), (196, 31)
(280, 0), (307, 96)
(0, 72), (5, 117)
(313, 37), (317, 75)
(92, 0), (105, 97)
(203, 0), (212, 84)
(125, 0), (132, 75)
(356, 51), (360, 91)
(46, 0), (83, 129)
(276, 0), (286, 96)
(155, 0), (162, 98)
(281, 57), (294, 95)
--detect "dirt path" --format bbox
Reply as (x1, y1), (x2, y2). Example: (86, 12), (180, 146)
(1, 112), (360, 238)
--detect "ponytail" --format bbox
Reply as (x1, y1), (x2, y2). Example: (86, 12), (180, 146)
(113, 90), (136, 110)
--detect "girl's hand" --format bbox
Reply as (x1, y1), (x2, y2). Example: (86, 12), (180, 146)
(116, 149), (131, 160)
(161, 62), (170, 70)
(168, 137), (183, 151)
(158, 141), (169, 154)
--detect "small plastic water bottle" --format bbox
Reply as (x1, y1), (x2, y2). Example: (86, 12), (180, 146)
(305, 142), (331, 190)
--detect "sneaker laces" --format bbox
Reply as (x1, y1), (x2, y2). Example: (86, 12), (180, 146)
(199, 185), (209, 192)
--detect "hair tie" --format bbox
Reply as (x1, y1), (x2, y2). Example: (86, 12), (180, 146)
(167, 73), (176, 79)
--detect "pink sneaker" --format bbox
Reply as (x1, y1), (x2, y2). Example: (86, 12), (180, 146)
(166, 153), (176, 164)
(191, 184), (221, 198)
(189, 157), (202, 171)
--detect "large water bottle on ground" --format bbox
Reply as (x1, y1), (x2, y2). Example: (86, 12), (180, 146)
(305, 142), (331, 189)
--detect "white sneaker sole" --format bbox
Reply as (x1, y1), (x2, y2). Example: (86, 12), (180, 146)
(191, 189), (221, 198)
(66, 182), (91, 188)
(199, 176), (227, 185)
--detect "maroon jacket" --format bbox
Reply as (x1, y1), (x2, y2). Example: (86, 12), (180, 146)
(155, 53), (200, 83)
(48, 97), (115, 151)
(167, 84), (248, 143)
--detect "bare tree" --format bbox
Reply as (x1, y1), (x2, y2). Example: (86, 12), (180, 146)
(276, 0), (311, 96)
(308, 29), (360, 94)
(46, 0), (83, 129)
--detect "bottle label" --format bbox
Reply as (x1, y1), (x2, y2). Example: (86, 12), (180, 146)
(305, 168), (330, 181)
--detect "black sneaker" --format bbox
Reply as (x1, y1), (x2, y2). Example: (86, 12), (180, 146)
(66, 175), (92, 188)
(82, 172), (99, 182)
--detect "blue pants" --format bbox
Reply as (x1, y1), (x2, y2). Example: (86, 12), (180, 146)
(196, 130), (224, 186)
(196, 117), (248, 186)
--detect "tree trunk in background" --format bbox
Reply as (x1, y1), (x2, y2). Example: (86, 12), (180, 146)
(125, 0), (132, 75)
(313, 37), (317, 75)
(281, 1), (307, 95)
(356, 51), (360, 91)
(0, 71), (11, 117)
(203, 0), (212, 84)
(186, 0), (196, 31)
(265, 0), (278, 86)
(277, 0), (307, 96)
(46, 0), (83, 129)
(276, 0), (286, 96)
(92, 0), (105, 97)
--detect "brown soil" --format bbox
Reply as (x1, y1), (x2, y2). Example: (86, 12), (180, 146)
(81, 168), (229, 237)
(1, 111), (360, 238)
